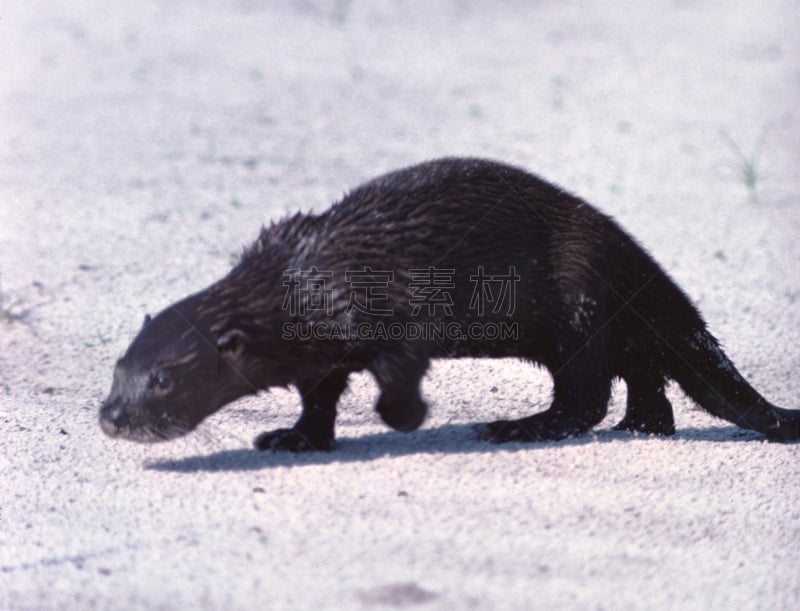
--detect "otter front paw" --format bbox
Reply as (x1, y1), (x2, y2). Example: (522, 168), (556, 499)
(253, 428), (334, 452)
(376, 395), (428, 432)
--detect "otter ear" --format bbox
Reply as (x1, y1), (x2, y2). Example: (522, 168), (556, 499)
(217, 329), (248, 358)
(142, 313), (152, 327)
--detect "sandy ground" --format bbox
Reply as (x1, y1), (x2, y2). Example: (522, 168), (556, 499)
(1, 1), (799, 609)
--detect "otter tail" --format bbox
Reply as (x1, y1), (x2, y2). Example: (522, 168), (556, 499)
(667, 328), (800, 440)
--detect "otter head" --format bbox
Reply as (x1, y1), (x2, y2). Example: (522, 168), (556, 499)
(99, 293), (265, 443)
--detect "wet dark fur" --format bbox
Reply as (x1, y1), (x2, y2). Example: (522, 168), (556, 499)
(99, 158), (800, 450)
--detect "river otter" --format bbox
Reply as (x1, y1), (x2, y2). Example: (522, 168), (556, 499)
(99, 157), (799, 450)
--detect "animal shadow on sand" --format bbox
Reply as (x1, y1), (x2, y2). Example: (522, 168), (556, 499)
(145, 423), (766, 473)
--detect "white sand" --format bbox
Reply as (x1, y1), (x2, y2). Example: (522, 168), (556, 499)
(1, 1), (798, 609)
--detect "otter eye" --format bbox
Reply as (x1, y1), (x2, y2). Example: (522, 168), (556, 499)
(151, 372), (172, 394)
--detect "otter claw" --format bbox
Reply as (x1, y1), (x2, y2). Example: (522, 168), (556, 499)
(253, 428), (334, 452)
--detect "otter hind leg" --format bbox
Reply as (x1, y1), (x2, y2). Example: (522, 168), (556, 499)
(614, 366), (675, 436)
(254, 370), (349, 452)
(478, 374), (612, 442)
(478, 326), (613, 443)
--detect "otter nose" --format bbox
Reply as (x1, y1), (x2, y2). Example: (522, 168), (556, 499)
(99, 399), (129, 437)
